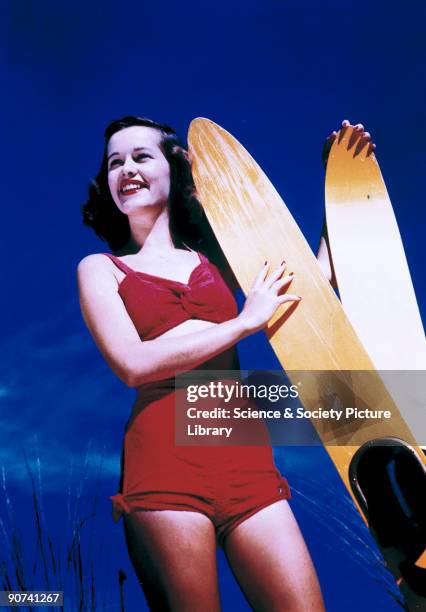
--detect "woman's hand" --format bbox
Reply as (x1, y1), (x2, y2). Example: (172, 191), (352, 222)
(238, 261), (301, 334)
(322, 119), (376, 169)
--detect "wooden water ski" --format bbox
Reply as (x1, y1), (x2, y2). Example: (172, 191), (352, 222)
(188, 118), (426, 602)
(325, 125), (426, 599)
(325, 126), (426, 372)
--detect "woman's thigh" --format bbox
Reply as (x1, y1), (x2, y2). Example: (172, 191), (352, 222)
(223, 501), (324, 612)
(123, 509), (220, 612)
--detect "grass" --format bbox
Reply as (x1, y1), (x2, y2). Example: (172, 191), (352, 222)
(0, 442), (128, 612)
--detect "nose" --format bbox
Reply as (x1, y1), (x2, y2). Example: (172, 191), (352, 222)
(121, 155), (138, 176)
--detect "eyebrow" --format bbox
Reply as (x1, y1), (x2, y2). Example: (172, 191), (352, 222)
(107, 146), (154, 162)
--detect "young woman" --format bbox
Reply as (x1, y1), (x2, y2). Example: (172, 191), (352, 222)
(78, 116), (326, 611)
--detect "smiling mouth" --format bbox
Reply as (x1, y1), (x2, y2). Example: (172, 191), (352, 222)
(119, 181), (148, 196)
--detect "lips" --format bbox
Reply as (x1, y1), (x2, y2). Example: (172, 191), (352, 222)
(119, 178), (148, 196)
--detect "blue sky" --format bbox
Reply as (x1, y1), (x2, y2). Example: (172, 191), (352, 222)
(1, 0), (424, 609)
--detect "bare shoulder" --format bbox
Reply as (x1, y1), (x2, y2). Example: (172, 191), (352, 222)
(77, 253), (118, 292)
(77, 253), (110, 274)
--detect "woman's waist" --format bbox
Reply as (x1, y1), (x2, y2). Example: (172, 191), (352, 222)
(135, 350), (239, 401)
(135, 377), (175, 405)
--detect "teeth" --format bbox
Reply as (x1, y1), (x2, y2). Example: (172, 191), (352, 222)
(121, 183), (144, 193)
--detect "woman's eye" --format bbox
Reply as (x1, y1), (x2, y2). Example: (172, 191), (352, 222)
(109, 159), (122, 170)
(135, 154), (152, 161)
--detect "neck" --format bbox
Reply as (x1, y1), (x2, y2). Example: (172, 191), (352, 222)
(116, 206), (179, 256)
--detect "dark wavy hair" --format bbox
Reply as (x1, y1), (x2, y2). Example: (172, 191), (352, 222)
(82, 116), (230, 271)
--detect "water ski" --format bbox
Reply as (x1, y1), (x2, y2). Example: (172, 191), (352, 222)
(188, 118), (426, 606)
(325, 125), (426, 372)
(325, 125), (426, 605)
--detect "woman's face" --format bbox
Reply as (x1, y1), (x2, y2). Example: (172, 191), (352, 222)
(107, 126), (171, 215)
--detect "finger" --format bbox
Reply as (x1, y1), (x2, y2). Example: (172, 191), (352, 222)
(264, 261), (287, 289)
(367, 142), (376, 157)
(252, 261), (270, 289)
(273, 273), (295, 293)
(323, 130), (339, 169)
(278, 294), (301, 304)
(354, 133), (372, 157)
(338, 120), (350, 143)
(348, 125), (364, 150)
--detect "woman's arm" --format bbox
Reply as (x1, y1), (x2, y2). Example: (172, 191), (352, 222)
(317, 219), (337, 288)
(77, 255), (298, 387)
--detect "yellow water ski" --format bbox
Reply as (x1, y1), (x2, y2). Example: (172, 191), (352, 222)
(188, 118), (426, 603)
(325, 125), (426, 592)
(325, 125), (426, 371)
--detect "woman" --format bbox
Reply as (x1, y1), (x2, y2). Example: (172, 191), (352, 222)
(78, 116), (325, 611)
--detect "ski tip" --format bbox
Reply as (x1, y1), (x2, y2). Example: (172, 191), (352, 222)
(188, 118), (238, 144)
(188, 117), (215, 131)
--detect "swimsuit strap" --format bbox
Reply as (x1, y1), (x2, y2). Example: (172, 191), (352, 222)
(102, 253), (134, 275)
(198, 251), (209, 264)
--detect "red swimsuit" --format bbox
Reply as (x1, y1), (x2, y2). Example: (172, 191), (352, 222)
(104, 250), (290, 546)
